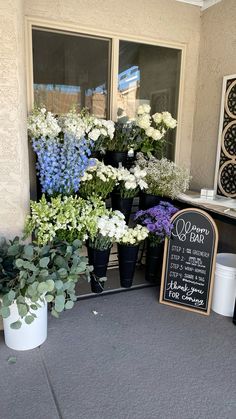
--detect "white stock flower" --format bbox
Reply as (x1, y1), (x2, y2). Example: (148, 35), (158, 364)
(162, 112), (177, 129)
(152, 129), (163, 141)
(142, 104), (151, 114)
(145, 127), (155, 137)
(136, 114), (151, 130)
(137, 105), (145, 115)
(152, 112), (163, 124)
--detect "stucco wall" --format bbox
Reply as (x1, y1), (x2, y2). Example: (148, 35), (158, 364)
(0, 0), (30, 238)
(25, 0), (201, 170)
(191, 0), (236, 190)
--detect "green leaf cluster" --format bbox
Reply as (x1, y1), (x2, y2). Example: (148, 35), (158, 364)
(24, 194), (106, 245)
(0, 237), (90, 328)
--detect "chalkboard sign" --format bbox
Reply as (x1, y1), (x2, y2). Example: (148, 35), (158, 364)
(160, 208), (218, 315)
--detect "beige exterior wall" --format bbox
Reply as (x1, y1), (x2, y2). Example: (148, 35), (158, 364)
(25, 0), (201, 170)
(0, 0), (213, 238)
(0, 0), (30, 238)
(191, 0), (236, 190)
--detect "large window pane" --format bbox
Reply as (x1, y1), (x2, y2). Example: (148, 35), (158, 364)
(32, 29), (111, 118)
(117, 41), (181, 159)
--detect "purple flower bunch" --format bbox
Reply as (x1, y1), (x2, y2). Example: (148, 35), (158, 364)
(32, 135), (92, 196)
(134, 201), (178, 245)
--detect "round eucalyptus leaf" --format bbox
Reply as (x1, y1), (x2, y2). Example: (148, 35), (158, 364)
(65, 301), (74, 310)
(10, 320), (22, 329)
(15, 258), (23, 268)
(51, 309), (59, 318)
(37, 282), (48, 294)
(8, 290), (15, 302)
(25, 315), (35, 325)
(24, 245), (34, 260)
(17, 304), (28, 318)
(39, 257), (50, 268)
(45, 279), (54, 292)
(58, 268), (68, 279)
(45, 294), (54, 303)
(1, 306), (10, 318)
(55, 280), (63, 290)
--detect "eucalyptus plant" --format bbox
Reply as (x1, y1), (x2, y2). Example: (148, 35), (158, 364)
(0, 237), (91, 329)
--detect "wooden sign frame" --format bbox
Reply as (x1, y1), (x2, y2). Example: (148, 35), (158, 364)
(159, 208), (218, 316)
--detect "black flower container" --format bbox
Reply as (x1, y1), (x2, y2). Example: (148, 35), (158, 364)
(139, 192), (162, 210)
(90, 275), (105, 293)
(139, 192), (173, 210)
(145, 240), (164, 284)
(111, 192), (133, 224)
(118, 244), (139, 288)
(87, 246), (111, 293)
(104, 151), (128, 168)
(90, 150), (104, 161)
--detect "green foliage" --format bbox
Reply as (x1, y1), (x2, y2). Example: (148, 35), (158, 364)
(24, 194), (106, 245)
(0, 237), (91, 328)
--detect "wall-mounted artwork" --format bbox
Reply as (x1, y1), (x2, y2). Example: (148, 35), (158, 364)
(214, 74), (236, 198)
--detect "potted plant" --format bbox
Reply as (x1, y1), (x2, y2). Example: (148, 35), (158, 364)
(0, 237), (90, 350)
(136, 153), (191, 210)
(104, 121), (142, 168)
(118, 225), (148, 288)
(79, 159), (117, 200)
(135, 202), (178, 284)
(135, 105), (177, 157)
(87, 210), (127, 293)
(111, 165), (147, 224)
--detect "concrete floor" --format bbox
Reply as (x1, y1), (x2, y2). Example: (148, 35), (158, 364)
(0, 287), (236, 419)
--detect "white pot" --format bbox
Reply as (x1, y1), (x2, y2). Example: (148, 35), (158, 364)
(212, 253), (236, 317)
(3, 299), (48, 351)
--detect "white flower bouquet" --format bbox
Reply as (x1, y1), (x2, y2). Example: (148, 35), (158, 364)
(135, 104), (177, 156)
(86, 115), (115, 153)
(115, 165), (148, 198)
(27, 107), (61, 139)
(88, 210), (127, 250)
(136, 153), (191, 199)
(79, 159), (117, 199)
(118, 225), (149, 246)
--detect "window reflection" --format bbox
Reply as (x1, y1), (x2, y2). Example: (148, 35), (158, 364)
(117, 41), (181, 159)
(32, 29), (110, 118)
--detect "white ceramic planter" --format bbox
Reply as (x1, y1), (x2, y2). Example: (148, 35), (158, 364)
(3, 299), (47, 351)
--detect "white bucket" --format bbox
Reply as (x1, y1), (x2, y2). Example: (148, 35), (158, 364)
(3, 299), (47, 351)
(212, 253), (236, 317)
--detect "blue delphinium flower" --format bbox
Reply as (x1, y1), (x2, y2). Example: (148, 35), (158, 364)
(32, 134), (93, 196)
